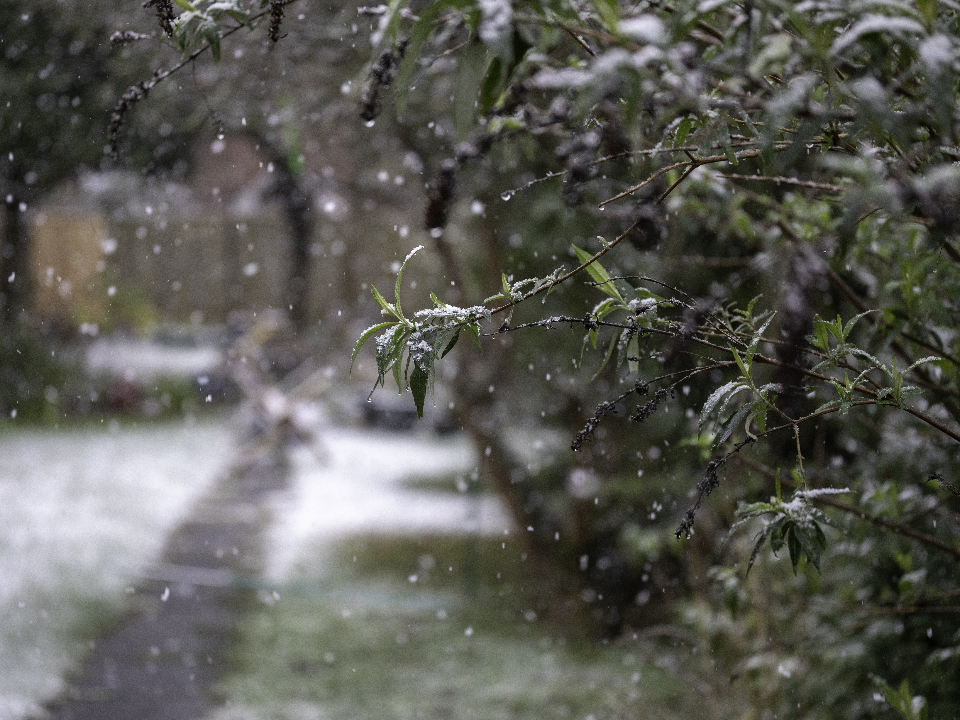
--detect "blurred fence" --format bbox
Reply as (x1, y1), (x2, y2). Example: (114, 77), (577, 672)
(25, 159), (436, 341)
(31, 204), (291, 328)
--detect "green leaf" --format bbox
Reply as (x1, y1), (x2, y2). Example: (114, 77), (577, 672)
(410, 362), (429, 418)
(441, 329), (461, 358)
(700, 380), (750, 437)
(592, 328), (622, 380)
(809, 316), (830, 351)
(587, 327), (598, 350)
(871, 675), (929, 720)
(572, 244), (625, 305)
(479, 56), (507, 116)
(827, 314), (845, 343)
(717, 401), (754, 447)
(792, 524), (822, 571)
(769, 522), (785, 553)
(627, 332), (639, 375)
(917, 0), (937, 26)
(224, 8), (249, 24)
(752, 403), (767, 434)
(463, 322), (482, 349)
(786, 524), (802, 574)
(905, 355), (943, 374)
(371, 285), (395, 317)
(674, 116), (694, 148)
(634, 287), (665, 303)
(203, 25), (221, 62)
(730, 345), (751, 381)
(393, 3), (441, 118)
(392, 349), (404, 392)
(395, 245), (424, 318)
(352, 321), (399, 369)
(746, 524), (775, 575)
(721, 138), (738, 165)
(842, 310), (874, 340)
(374, 325), (406, 387)
(592, 297), (619, 322)
(745, 316), (774, 366)
(173, 17), (190, 50)
(813, 521), (827, 551)
(848, 347), (884, 370)
(590, 0), (619, 31)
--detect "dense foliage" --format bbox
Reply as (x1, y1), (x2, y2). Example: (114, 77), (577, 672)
(0, 0), (122, 321)
(113, 0), (960, 717)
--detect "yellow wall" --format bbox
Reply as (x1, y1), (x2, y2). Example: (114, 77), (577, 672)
(30, 210), (110, 326)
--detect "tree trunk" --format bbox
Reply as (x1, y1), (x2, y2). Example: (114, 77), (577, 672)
(0, 198), (30, 326)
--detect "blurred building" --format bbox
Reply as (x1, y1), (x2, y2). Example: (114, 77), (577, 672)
(27, 134), (358, 332)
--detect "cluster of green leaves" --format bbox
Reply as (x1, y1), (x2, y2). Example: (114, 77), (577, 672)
(352, 247), (490, 417)
(352, 0), (960, 705)
(170, 0), (250, 61)
(730, 474), (848, 575)
(165, 0), (279, 60)
(872, 676), (930, 720)
(699, 315), (779, 446)
(808, 313), (942, 413)
(113, 0), (960, 714)
(482, 265), (565, 316)
(572, 243), (666, 378)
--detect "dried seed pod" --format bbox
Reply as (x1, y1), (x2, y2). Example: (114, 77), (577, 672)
(151, 0), (175, 37)
(268, 0), (285, 42)
(110, 30), (153, 45)
(107, 82), (150, 158)
(359, 39), (408, 122)
(425, 159), (458, 231)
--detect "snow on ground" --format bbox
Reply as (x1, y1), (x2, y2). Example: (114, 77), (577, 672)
(0, 418), (234, 720)
(0, 408), (513, 719)
(85, 334), (223, 380)
(265, 426), (512, 581)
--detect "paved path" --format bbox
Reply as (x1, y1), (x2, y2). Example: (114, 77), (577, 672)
(42, 422), (511, 720)
(46, 449), (290, 720)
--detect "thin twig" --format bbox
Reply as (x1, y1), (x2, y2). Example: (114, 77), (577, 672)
(562, 25), (597, 57)
(739, 456), (960, 562)
(119, 0), (301, 103)
(718, 173), (844, 193)
(599, 150), (764, 207)
(656, 164), (696, 203)
(489, 221), (639, 315)
(793, 424), (806, 488)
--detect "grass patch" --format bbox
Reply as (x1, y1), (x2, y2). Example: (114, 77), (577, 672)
(397, 470), (490, 495)
(210, 533), (692, 720)
(0, 418), (234, 718)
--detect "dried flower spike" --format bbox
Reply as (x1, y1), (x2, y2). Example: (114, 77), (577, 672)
(153, 0), (175, 37)
(359, 39), (407, 122)
(110, 30), (153, 45)
(108, 82), (150, 158)
(268, 0), (285, 42)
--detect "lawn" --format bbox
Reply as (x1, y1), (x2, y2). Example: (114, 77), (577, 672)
(206, 531), (693, 720)
(0, 418), (234, 720)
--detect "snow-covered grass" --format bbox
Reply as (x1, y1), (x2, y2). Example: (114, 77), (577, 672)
(265, 428), (511, 581)
(206, 532), (692, 720)
(0, 412), (689, 720)
(0, 418), (235, 720)
(207, 431), (691, 720)
(84, 332), (223, 381)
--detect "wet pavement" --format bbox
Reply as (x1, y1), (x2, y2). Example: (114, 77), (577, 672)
(46, 449), (290, 720)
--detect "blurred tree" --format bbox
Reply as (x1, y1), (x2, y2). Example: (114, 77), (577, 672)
(116, 1), (960, 717)
(0, 0), (121, 324)
(107, 0), (393, 333)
